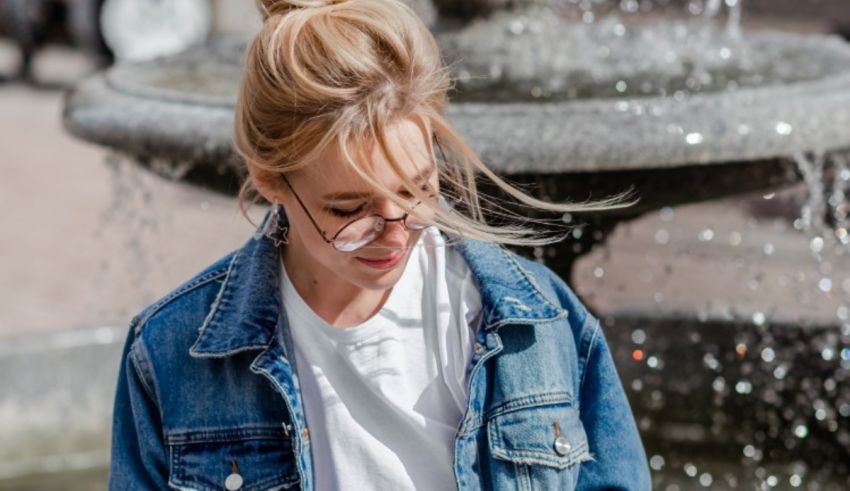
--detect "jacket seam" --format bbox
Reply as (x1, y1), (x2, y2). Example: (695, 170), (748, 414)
(189, 248), (243, 353)
(134, 266), (231, 336)
(129, 340), (161, 411)
(499, 249), (567, 314)
(579, 318), (601, 392)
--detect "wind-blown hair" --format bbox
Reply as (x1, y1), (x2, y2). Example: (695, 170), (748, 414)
(234, 0), (635, 246)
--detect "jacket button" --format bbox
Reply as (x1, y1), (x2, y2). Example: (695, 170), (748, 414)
(225, 472), (243, 490)
(554, 436), (572, 456)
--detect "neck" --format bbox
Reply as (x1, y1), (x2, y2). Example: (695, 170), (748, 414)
(280, 242), (391, 328)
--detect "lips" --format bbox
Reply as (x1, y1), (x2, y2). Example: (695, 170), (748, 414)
(355, 249), (406, 270)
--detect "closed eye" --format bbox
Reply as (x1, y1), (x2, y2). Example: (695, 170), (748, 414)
(327, 183), (434, 218)
(329, 205), (364, 218)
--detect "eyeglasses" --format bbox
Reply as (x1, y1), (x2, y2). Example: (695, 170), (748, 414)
(280, 174), (435, 252)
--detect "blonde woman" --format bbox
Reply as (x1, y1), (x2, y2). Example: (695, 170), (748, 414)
(108, 0), (650, 489)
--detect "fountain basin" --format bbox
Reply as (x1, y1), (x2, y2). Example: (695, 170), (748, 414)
(63, 30), (850, 193)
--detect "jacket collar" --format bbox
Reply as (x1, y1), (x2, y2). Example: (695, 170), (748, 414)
(190, 208), (566, 358)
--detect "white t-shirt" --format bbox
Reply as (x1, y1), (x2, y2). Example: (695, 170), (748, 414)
(279, 226), (483, 490)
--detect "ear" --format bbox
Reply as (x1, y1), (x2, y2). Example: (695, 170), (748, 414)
(246, 161), (288, 204)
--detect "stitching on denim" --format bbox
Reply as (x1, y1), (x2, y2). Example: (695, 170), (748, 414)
(486, 392), (573, 420)
(165, 425), (290, 445)
(135, 266), (230, 335)
(458, 391), (572, 435)
(514, 461), (532, 491)
(492, 440), (590, 470)
(188, 249), (242, 355)
(579, 318), (601, 392)
(501, 249), (566, 314)
(128, 342), (158, 407)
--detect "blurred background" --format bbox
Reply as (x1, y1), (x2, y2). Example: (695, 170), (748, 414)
(1, 0), (849, 489)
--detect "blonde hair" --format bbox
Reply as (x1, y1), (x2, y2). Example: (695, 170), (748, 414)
(234, 0), (636, 246)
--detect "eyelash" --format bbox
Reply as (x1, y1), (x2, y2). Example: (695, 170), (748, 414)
(329, 184), (433, 218)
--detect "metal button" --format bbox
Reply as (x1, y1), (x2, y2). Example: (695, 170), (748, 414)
(225, 473), (244, 490)
(554, 436), (572, 456)
(225, 460), (243, 490)
(473, 342), (486, 356)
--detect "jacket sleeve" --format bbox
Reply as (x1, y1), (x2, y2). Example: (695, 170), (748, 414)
(575, 317), (652, 490)
(108, 326), (170, 490)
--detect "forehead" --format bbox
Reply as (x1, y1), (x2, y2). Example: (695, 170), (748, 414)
(299, 118), (434, 194)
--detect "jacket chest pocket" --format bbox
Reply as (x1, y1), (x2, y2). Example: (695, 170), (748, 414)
(487, 402), (592, 490)
(166, 426), (300, 491)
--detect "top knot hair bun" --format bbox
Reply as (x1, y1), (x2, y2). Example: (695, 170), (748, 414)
(257, 0), (349, 19)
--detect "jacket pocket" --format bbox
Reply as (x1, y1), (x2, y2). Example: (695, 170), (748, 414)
(166, 426), (299, 491)
(487, 402), (592, 490)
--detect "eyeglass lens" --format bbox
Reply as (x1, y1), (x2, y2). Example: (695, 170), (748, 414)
(331, 200), (434, 252)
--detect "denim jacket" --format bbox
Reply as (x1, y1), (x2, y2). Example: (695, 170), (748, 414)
(109, 208), (651, 490)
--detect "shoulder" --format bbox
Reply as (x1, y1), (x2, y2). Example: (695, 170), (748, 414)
(127, 249), (238, 354)
(504, 249), (595, 326)
(500, 248), (602, 368)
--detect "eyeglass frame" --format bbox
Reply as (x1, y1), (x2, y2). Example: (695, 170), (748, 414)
(280, 174), (436, 251)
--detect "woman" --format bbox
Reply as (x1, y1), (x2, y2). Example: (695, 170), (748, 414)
(108, 0), (651, 489)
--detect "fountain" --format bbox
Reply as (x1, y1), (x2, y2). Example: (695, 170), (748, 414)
(37, 0), (850, 487)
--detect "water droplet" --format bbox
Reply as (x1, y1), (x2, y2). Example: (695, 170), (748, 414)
(793, 424), (808, 438)
(684, 463), (698, 477)
(631, 329), (647, 344)
(738, 124), (751, 135)
(789, 474), (803, 487)
(615, 80), (628, 93)
(818, 278), (833, 293)
(743, 444), (756, 458)
(698, 228), (714, 241)
(763, 243), (775, 255)
(735, 380), (752, 394)
(698, 473), (713, 487)
(761, 347), (775, 363)
(775, 121), (793, 135)
(810, 237), (824, 253)
(593, 267), (604, 278)
(649, 455), (665, 470)
(647, 356), (659, 368)
(752, 312), (766, 326)
(686, 132), (704, 145)
(712, 376), (725, 392)
(659, 207), (674, 221)
(655, 229), (670, 244)
(822, 347), (835, 361)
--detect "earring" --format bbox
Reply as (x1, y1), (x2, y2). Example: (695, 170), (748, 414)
(259, 203), (289, 247)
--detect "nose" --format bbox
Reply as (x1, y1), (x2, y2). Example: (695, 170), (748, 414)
(372, 199), (410, 246)
(374, 197), (408, 220)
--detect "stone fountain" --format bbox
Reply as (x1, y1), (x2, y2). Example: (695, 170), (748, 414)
(46, 0), (850, 488)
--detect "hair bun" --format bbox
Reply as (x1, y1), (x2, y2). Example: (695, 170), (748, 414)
(258, 0), (347, 19)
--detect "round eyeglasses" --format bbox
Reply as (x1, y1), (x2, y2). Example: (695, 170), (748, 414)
(280, 175), (435, 252)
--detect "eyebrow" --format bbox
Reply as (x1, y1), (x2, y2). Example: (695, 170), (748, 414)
(321, 167), (435, 202)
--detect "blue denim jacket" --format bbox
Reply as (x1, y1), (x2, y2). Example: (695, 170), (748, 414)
(109, 209), (650, 490)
